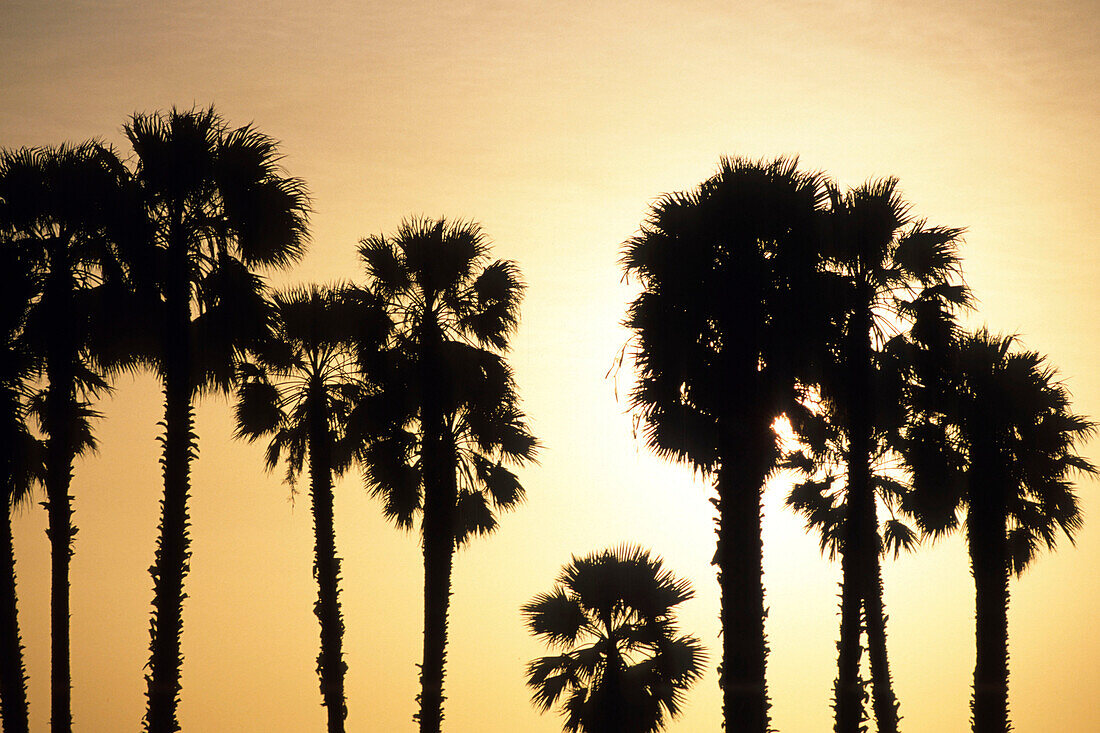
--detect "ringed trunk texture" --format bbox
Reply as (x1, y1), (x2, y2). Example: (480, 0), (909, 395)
(144, 247), (193, 733)
(714, 449), (769, 733)
(308, 385), (347, 731)
(0, 504), (30, 733)
(969, 486), (1009, 733)
(44, 255), (75, 733)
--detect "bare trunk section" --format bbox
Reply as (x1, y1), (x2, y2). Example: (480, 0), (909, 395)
(714, 439), (770, 733)
(144, 240), (193, 733)
(969, 482), (1009, 733)
(864, 520), (899, 733)
(834, 541), (864, 733)
(44, 251), (75, 733)
(0, 500), (30, 733)
(418, 314), (456, 733)
(308, 382), (347, 732)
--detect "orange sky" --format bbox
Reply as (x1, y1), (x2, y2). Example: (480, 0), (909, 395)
(2, 1), (1098, 731)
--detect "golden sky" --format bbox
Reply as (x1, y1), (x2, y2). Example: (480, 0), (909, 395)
(2, 1), (1098, 730)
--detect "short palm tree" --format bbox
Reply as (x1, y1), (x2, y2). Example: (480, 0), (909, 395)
(523, 545), (706, 733)
(903, 329), (1096, 733)
(125, 107), (309, 733)
(357, 217), (538, 733)
(622, 156), (830, 732)
(0, 141), (138, 733)
(792, 177), (967, 733)
(234, 285), (390, 732)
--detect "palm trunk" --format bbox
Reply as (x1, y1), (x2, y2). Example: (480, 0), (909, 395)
(418, 317), (456, 733)
(714, 437), (770, 733)
(145, 244), (193, 733)
(836, 304), (873, 733)
(0, 499), (30, 733)
(834, 541), (863, 733)
(863, 531), (899, 733)
(308, 383), (347, 732)
(44, 253), (75, 733)
(969, 484), (1009, 733)
(419, 512), (454, 733)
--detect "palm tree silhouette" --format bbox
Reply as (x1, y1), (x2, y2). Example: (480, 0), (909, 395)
(902, 329), (1096, 733)
(622, 156), (830, 732)
(787, 178), (967, 733)
(234, 285), (390, 732)
(357, 218), (537, 733)
(0, 142), (138, 733)
(523, 545), (706, 733)
(125, 107), (310, 733)
(0, 242), (44, 733)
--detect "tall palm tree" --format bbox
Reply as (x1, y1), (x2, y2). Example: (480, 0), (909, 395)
(0, 142), (139, 733)
(788, 178), (968, 733)
(0, 242), (43, 733)
(902, 329), (1096, 733)
(622, 156), (830, 732)
(125, 107), (310, 733)
(357, 217), (538, 733)
(523, 545), (706, 733)
(234, 285), (390, 732)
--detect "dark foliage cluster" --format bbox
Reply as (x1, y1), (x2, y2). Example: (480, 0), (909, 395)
(0, 114), (1094, 733)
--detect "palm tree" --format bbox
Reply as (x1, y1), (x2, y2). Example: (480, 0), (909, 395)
(902, 329), (1096, 733)
(357, 217), (538, 733)
(0, 142), (139, 733)
(0, 242), (43, 733)
(523, 545), (706, 733)
(622, 156), (830, 732)
(788, 178), (967, 733)
(234, 285), (389, 732)
(782, 381), (919, 732)
(125, 107), (309, 733)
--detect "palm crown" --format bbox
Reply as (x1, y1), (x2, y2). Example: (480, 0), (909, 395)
(235, 285), (391, 484)
(524, 545), (706, 733)
(904, 329), (1095, 569)
(357, 217), (537, 541)
(126, 106), (310, 390)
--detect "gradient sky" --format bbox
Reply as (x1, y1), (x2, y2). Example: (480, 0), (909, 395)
(2, 1), (1098, 730)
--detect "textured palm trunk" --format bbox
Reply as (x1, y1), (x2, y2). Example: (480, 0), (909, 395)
(863, 545), (899, 733)
(145, 242), (193, 733)
(44, 251), (75, 733)
(714, 431), (770, 733)
(835, 304), (873, 733)
(418, 444), (455, 733)
(834, 539), (863, 733)
(418, 317), (456, 733)
(0, 498), (30, 733)
(307, 383), (347, 732)
(969, 481), (1009, 733)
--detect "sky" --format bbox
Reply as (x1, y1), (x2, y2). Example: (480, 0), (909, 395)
(2, 1), (1099, 730)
